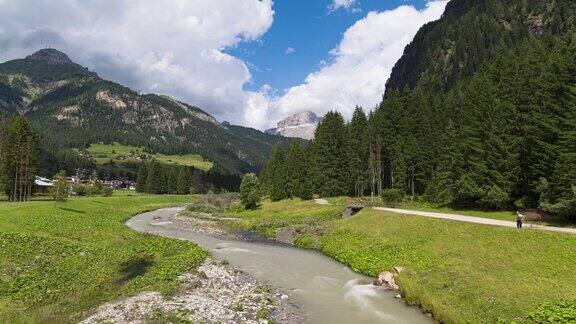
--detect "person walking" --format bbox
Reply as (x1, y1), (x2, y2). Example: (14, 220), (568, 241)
(516, 211), (525, 229)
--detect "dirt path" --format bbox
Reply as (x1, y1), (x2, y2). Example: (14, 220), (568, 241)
(373, 207), (576, 235)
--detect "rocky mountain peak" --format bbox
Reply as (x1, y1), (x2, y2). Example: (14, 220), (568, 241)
(266, 111), (321, 140)
(277, 111), (320, 128)
(26, 48), (73, 65)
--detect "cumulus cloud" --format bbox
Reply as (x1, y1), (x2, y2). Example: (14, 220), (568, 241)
(266, 1), (448, 126)
(285, 47), (295, 54)
(0, 0), (274, 126)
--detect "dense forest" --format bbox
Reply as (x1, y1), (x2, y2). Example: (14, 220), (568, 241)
(261, 35), (576, 217)
(0, 115), (39, 201)
(135, 162), (241, 195)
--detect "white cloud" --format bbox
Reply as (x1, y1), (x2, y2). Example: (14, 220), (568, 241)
(265, 1), (448, 127)
(0, 0), (449, 131)
(328, 0), (357, 12)
(0, 0), (274, 127)
(285, 47), (295, 54)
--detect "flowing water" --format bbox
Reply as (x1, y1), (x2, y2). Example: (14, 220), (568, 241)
(127, 207), (431, 324)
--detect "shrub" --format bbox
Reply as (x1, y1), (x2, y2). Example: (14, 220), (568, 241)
(240, 173), (260, 210)
(479, 185), (509, 210)
(75, 184), (88, 196)
(51, 171), (69, 202)
(101, 186), (114, 197)
(381, 189), (405, 207)
(89, 182), (103, 196)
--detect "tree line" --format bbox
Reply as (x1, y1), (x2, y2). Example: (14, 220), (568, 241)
(135, 161), (241, 195)
(260, 36), (576, 219)
(0, 115), (39, 201)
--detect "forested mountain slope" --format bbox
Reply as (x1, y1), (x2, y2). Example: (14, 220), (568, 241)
(370, 0), (576, 213)
(0, 49), (290, 174)
(386, 0), (576, 94)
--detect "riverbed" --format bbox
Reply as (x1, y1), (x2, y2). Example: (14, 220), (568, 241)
(126, 207), (431, 323)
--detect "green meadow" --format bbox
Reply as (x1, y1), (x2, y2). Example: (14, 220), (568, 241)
(85, 142), (213, 171)
(0, 195), (207, 323)
(227, 199), (576, 323)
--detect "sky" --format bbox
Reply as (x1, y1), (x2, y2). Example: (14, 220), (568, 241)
(0, 0), (448, 130)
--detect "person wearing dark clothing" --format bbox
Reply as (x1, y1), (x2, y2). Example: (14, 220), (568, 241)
(516, 211), (525, 229)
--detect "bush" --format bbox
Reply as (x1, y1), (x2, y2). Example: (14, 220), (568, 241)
(75, 184), (88, 196)
(240, 173), (260, 210)
(479, 185), (509, 210)
(89, 182), (103, 196)
(101, 186), (114, 197)
(381, 189), (405, 207)
(51, 171), (69, 202)
(540, 187), (576, 221)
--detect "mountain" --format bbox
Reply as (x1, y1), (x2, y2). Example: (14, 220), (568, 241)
(266, 111), (320, 140)
(369, 0), (576, 209)
(0, 49), (292, 174)
(385, 0), (576, 95)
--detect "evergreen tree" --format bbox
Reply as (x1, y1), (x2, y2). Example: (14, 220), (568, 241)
(0, 116), (39, 201)
(145, 161), (161, 194)
(135, 163), (148, 193)
(284, 141), (305, 198)
(310, 111), (350, 197)
(348, 106), (369, 197)
(177, 166), (192, 195)
(264, 145), (288, 201)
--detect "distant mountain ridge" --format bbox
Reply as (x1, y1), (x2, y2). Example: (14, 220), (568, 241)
(0, 49), (291, 174)
(266, 111), (320, 140)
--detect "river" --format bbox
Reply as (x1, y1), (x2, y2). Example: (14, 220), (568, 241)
(126, 207), (431, 324)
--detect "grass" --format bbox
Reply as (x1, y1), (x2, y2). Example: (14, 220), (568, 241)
(0, 194), (209, 323)
(84, 142), (213, 171)
(226, 199), (576, 323)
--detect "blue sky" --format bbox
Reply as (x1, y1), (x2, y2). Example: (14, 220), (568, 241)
(227, 0), (431, 93)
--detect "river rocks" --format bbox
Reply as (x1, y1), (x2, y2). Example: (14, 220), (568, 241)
(82, 259), (303, 324)
(373, 271), (399, 291)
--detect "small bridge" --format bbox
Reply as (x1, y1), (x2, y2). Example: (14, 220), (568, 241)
(341, 202), (364, 218)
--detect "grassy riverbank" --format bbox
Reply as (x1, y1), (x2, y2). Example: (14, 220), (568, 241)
(227, 199), (576, 323)
(0, 195), (208, 322)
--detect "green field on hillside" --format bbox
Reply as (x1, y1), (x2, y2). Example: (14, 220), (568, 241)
(226, 199), (576, 323)
(0, 195), (207, 322)
(84, 142), (213, 171)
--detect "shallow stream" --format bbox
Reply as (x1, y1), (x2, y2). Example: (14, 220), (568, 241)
(127, 207), (431, 324)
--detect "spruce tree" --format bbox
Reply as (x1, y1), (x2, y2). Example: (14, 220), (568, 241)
(310, 111), (350, 197)
(0, 116), (39, 201)
(177, 166), (192, 195)
(267, 145), (288, 201)
(348, 106), (369, 197)
(135, 163), (148, 193)
(284, 141), (305, 198)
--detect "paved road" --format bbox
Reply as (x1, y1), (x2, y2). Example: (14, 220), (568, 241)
(373, 207), (576, 235)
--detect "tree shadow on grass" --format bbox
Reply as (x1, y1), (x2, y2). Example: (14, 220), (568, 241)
(116, 253), (154, 285)
(58, 207), (87, 214)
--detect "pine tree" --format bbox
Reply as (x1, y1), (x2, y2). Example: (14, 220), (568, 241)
(145, 161), (161, 194)
(0, 116), (39, 201)
(135, 163), (148, 193)
(310, 111), (350, 197)
(267, 145), (288, 201)
(348, 107), (369, 197)
(284, 141), (305, 198)
(177, 166), (192, 195)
